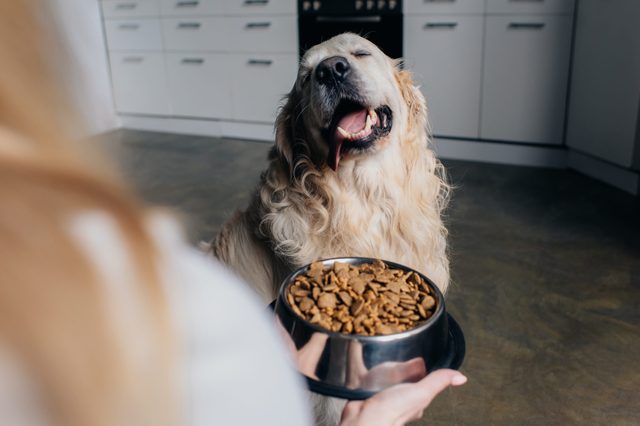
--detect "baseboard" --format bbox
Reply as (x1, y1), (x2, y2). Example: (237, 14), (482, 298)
(433, 138), (568, 168)
(120, 115), (223, 138)
(119, 114), (274, 141)
(568, 151), (640, 195)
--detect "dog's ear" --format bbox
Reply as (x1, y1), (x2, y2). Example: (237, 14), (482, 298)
(394, 65), (428, 129)
(274, 86), (297, 169)
(274, 85), (313, 180)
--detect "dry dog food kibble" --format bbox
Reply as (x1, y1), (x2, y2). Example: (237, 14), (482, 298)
(286, 260), (437, 336)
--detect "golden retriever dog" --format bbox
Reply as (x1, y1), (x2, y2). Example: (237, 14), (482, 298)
(208, 33), (450, 425)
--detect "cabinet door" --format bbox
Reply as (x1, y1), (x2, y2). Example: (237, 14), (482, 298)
(480, 16), (573, 144)
(160, 0), (223, 16)
(162, 17), (227, 51)
(109, 52), (171, 115)
(405, 0), (485, 15)
(104, 19), (163, 50)
(404, 16), (483, 138)
(229, 54), (297, 123)
(486, 0), (575, 15)
(101, 0), (160, 18)
(166, 53), (232, 119)
(224, 0), (295, 16)
(226, 17), (297, 53)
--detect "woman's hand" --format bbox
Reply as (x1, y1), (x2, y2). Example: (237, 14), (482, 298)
(339, 369), (467, 426)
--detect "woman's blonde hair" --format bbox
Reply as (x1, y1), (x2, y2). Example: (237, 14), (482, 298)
(0, 2), (175, 425)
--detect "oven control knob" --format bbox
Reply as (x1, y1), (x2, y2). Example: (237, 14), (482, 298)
(389, 0), (397, 9)
(378, 0), (386, 9)
(355, 0), (364, 10)
(366, 0), (374, 10)
(313, 1), (321, 11)
(302, 1), (311, 11)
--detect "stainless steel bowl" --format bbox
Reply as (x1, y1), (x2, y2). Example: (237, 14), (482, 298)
(273, 257), (465, 400)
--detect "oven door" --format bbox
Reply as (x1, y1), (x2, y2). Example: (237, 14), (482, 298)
(298, 15), (403, 59)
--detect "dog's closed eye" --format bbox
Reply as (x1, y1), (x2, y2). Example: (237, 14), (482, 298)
(297, 67), (312, 88)
(352, 50), (371, 58)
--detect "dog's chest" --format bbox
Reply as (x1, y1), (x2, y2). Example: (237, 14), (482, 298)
(321, 187), (433, 264)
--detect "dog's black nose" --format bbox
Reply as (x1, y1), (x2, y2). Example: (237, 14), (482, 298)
(315, 56), (351, 84)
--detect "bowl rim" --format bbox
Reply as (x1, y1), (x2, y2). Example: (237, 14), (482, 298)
(276, 256), (446, 342)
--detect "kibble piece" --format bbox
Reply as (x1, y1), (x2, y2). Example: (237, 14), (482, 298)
(317, 292), (337, 309)
(351, 278), (366, 295)
(417, 304), (427, 318)
(422, 296), (436, 310)
(299, 297), (314, 313)
(350, 299), (365, 316)
(338, 291), (353, 306)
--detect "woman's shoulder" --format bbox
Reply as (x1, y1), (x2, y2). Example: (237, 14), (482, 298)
(69, 210), (312, 426)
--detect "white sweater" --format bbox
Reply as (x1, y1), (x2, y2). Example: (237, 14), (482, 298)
(0, 212), (311, 426)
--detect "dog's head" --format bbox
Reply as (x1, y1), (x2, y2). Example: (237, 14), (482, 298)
(276, 33), (426, 174)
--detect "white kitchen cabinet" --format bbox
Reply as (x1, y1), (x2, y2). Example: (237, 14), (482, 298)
(162, 17), (227, 51)
(109, 52), (171, 115)
(229, 53), (297, 123)
(101, 0), (160, 18)
(486, 0), (575, 15)
(480, 15), (573, 144)
(405, 0), (485, 15)
(404, 16), (484, 138)
(104, 18), (163, 50)
(224, 0), (296, 16)
(226, 16), (297, 53)
(160, 0), (223, 16)
(166, 53), (233, 119)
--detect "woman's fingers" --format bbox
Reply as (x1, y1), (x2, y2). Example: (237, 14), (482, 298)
(340, 369), (467, 426)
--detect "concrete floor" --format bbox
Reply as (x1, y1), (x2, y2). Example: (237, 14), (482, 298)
(104, 129), (640, 426)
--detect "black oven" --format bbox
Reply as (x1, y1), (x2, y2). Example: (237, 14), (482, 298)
(298, 0), (403, 59)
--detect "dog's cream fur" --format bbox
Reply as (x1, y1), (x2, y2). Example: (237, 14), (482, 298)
(209, 33), (450, 425)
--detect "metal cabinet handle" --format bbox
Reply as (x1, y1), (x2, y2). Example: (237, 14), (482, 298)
(118, 23), (140, 30)
(248, 59), (273, 66)
(244, 0), (269, 4)
(509, 0), (543, 3)
(176, 1), (199, 7)
(423, 0), (455, 3)
(245, 22), (271, 29)
(424, 22), (458, 29)
(115, 3), (137, 10)
(177, 22), (201, 29)
(508, 22), (545, 29)
(123, 56), (144, 63)
(181, 58), (205, 64)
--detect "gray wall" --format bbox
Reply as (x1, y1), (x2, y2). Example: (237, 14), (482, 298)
(566, 0), (640, 169)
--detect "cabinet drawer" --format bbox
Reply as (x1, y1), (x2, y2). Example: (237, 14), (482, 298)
(226, 17), (297, 53)
(162, 18), (226, 51)
(486, 0), (575, 15)
(230, 54), (297, 123)
(101, 1), (159, 18)
(109, 52), (171, 115)
(166, 53), (233, 119)
(160, 0), (223, 16)
(405, 0), (485, 15)
(104, 19), (163, 50)
(224, 0), (295, 16)
(404, 16), (484, 138)
(480, 15), (573, 144)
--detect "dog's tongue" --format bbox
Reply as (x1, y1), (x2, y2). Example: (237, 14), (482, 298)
(329, 109), (368, 171)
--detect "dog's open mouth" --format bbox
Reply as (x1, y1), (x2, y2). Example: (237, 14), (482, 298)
(325, 100), (393, 171)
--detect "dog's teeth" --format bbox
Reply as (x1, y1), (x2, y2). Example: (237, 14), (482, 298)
(369, 109), (377, 125)
(365, 114), (372, 131)
(337, 126), (350, 138)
